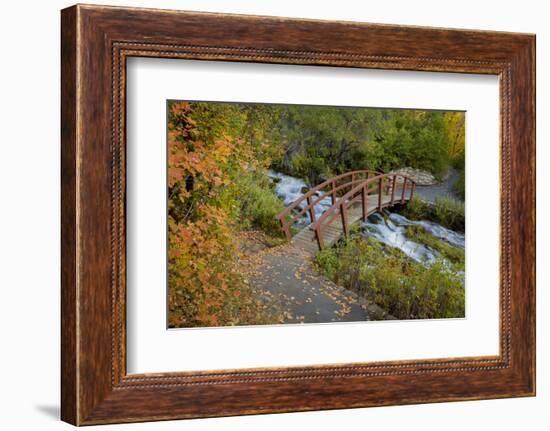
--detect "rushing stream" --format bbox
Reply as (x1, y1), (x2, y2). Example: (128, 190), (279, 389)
(268, 170), (465, 265)
(268, 170), (333, 227)
(362, 213), (464, 265)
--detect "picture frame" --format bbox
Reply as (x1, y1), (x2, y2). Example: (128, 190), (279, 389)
(61, 4), (535, 425)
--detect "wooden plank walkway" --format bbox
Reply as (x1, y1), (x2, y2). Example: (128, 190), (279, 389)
(291, 193), (395, 256)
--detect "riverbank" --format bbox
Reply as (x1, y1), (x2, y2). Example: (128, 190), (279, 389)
(316, 212), (465, 320)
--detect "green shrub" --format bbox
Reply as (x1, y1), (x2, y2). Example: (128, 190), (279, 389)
(230, 172), (285, 237)
(433, 196), (465, 232)
(315, 246), (340, 280)
(290, 152), (332, 186)
(451, 151), (465, 169)
(454, 168), (465, 200)
(405, 225), (464, 270)
(400, 196), (431, 220)
(397, 196), (465, 232)
(315, 237), (464, 320)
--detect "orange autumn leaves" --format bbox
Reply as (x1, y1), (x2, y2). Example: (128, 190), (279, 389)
(168, 102), (231, 198)
(167, 101), (268, 327)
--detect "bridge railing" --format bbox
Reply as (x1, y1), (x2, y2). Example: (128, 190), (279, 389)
(309, 173), (416, 249)
(276, 170), (383, 240)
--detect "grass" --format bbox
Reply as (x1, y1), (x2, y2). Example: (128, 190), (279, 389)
(433, 196), (465, 232)
(398, 196), (465, 232)
(405, 225), (464, 271)
(315, 236), (465, 320)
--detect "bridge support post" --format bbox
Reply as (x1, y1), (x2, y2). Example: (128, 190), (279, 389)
(401, 178), (407, 204)
(279, 218), (291, 241)
(340, 203), (349, 237)
(410, 182), (416, 201)
(378, 177), (383, 210)
(362, 185), (368, 221)
(314, 226), (324, 250)
(331, 180), (336, 205)
(306, 195), (316, 223)
(391, 175), (397, 204)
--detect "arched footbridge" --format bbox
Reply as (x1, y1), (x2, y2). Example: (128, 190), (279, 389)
(276, 170), (417, 254)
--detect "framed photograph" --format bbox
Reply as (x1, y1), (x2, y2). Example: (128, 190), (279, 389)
(61, 4), (535, 425)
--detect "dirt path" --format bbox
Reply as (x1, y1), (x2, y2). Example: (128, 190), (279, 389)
(414, 168), (461, 203)
(241, 237), (390, 324)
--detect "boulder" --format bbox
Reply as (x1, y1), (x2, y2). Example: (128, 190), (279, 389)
(390, 167), (438, 186)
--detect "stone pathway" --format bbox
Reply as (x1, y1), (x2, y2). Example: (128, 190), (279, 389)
(241, 239), (391, 324)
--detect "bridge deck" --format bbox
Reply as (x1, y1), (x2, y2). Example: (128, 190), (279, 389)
(291, 193), (396, 256)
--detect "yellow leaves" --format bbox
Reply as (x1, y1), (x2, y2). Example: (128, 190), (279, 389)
(212, 137), (234, 163)
(443, 112), (465, 158)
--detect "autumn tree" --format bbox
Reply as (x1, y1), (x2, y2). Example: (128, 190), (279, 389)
(443, 111), (466, 160)
(167, 101), (283, 327)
